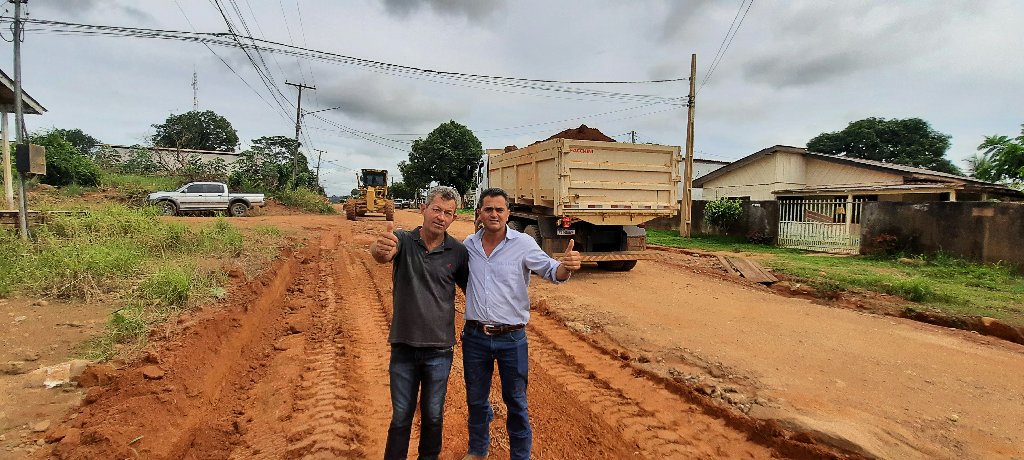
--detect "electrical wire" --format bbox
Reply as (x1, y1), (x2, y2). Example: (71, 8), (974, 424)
(6, 17), (686, 105)
(698, 0), (754, 94)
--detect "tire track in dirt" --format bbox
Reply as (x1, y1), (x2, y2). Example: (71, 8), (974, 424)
(280, 235), (369, 459)
(525, 311), (779, 458)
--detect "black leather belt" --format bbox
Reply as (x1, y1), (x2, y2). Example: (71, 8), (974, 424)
(465, 320), (525, 336)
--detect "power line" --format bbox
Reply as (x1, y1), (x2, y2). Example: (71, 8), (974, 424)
(172, 0), (291, 122)
(698, 0), (754, 94)
(8, 17), (686, 105)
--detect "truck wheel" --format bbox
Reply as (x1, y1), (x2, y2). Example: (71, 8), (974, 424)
(228, 202), (249, 217)
(157, 200), (178, 216)
(523, 225), (541, 245)
(507, 220), (524, 232)
(597, 260), (638, 271)
(383, 202), (395, 221)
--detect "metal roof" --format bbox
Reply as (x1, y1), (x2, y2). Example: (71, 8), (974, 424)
(0, 67), (46, 115)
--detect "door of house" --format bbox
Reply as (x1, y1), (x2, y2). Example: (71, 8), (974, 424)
(777, 198), (863, 254)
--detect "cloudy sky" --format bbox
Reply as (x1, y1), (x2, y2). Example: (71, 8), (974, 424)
(4, 0), (1022, 195)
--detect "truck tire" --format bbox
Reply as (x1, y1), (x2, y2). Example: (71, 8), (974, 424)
(228, 201), (249, 217)
(157, 200), (178, 216)
(507, 220), (524, 232)
(523, 225), (541, 245)
(597, 260), (638, 271)
(384, 202), (395, 221)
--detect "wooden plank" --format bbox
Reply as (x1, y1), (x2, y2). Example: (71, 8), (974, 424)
(726, 257), (778, 284)
(717, 255), (739, 277)
(803, 209), (834, 223)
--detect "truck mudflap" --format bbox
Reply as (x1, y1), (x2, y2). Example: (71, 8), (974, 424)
(575, 251), (656, 262)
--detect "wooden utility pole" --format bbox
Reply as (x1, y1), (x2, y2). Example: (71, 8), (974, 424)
(680, 54), (696, 237)
(286, 81), (314, 184)
(314, 149), (325, 184)
(630, 130), (636, 143)
(13, 0), (28, 239)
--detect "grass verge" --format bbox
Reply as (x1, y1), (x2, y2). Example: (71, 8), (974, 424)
(0, 205), (285, 360)
(648, 230), (1024, 327)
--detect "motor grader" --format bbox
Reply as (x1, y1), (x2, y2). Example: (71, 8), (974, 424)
(344, 169), (395, 221)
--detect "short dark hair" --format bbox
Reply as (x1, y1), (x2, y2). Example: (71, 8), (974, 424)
(476, 187), (509, 210)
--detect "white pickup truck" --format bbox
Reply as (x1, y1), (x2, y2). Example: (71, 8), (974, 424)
(148, 182), (265, 217)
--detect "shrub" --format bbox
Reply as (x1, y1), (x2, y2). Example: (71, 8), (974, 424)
(704, 197), (743, 230)
(275, 187), (336, 214)
(30, 129), (101, 186)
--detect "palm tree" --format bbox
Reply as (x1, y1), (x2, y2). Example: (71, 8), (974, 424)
(972, 125), (1024, 184)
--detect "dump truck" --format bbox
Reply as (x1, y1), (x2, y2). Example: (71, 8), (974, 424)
(475, 137), (680, 271)
(344, 169), (394, 221)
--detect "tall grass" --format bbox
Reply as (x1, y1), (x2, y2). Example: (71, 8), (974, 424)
(0, 205), (264, 360)
(274, 187), (336, 214)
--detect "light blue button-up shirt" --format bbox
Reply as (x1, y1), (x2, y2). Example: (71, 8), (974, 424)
(464, 226), (563, 325)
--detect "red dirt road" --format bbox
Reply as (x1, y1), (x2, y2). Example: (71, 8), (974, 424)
(32, 211), (1024, 459)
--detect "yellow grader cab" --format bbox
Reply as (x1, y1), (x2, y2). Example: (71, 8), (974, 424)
(344, 169), (395, 221)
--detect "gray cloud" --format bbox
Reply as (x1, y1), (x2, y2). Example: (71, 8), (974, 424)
(381, 0), (506, 21)
(740, 2), (990, 88)
(658, 0), (717, 43)
(316, 76), (466, 130)
(32, 0), (152, 22)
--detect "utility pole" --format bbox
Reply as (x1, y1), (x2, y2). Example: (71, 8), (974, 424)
(680, 54), (696, 238)
(192, 68), (198, 111)
(286, 81), (315, 184)
(314, 149), (325, 184)
(13, 0), (28, 240)
(630, 130), (637, 143)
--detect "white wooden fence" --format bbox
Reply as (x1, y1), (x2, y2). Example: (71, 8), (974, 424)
(778, 198), (864, 254)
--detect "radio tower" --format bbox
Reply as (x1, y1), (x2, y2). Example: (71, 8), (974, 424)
(192, 69), (198, 110)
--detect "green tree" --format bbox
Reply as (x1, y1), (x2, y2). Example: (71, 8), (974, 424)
(968, 124), (1024, 185)
(151, 110), (239, 152)
(807, 117), (962, 175)
(398, 120), (483, 195)
(49, 128), (101, 157)
(228, 136), (318, 193)
(389, 180), (415, 200)
(30, 129), (101, 186)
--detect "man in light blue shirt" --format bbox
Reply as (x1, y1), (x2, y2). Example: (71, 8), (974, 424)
(460, 187), (581, 460)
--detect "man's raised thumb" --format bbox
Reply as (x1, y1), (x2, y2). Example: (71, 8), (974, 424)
(565, 239), (575, 253)
(386, 222), (394, 233)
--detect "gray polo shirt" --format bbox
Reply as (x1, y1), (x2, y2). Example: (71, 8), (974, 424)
(389, 227), (469, 348)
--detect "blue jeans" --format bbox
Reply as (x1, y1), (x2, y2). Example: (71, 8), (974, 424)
(384, 343), (454, 460)
(461, 326), (531, 460)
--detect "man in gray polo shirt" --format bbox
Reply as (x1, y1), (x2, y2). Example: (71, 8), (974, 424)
(370, 185), (469, 460)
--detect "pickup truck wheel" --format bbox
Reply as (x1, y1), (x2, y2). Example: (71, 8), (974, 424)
(228, 202), (249, 217)
(157, 200), (178, 216)
(597, 260), (638, 271)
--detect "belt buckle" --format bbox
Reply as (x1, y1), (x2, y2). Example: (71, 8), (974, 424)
(482, 324), (497, 336)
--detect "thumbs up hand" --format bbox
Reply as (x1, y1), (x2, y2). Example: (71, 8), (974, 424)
(372, 221), (400, 262)
(558, 239), (582, 272)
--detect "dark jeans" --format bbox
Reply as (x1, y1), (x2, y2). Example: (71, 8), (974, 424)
(461, 326), (531, 460)
(384, 343), (454, 460)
